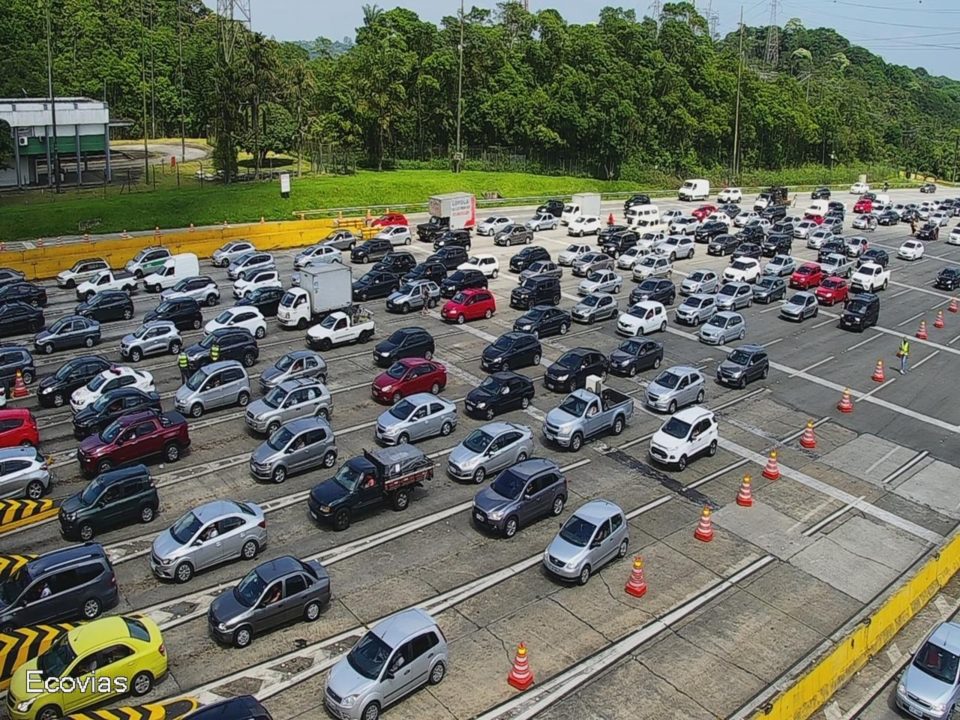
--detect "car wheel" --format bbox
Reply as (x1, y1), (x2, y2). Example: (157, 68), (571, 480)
(302, 599), (324, 623)
(677, 454), (688, 471)
(97, 459), (113, 474)
(43, 343), (54, 355)
(578, 564), (591, 586)
(504, 516), (519, 538)
(551, 495), (565, 516)
(233, 627), (253, 648)
(37, 706), (61, 720)
(392, 488), (410, 511)
(165, 443), (181, 462)
(22, 475), (46, 500)
(612, 415), (625, 435)
(471, 466), (486, 485)
(362, 702), (381, 720)
(484, 308), (493, 319)
(266, 420), (281, 436)
(457, 314), (465, 324)
(255, 326), (266, 339)
(140, 504), (156, 523)
(190, 402), (204, 418)
(707, 439), (718, 456)
(430, 381), (441, 395)
(332, 509), (351, 531)
(429, 660), (447, 685)
(175, 562), (194, 583)
(272, 465), (287, 484)
(668, 400), (677, 414)
(243, 352), (256, 368)
(192, 318), (202, 330)
(696, 389), (705, 404)
(440, 420), (454, 437)
(485, 407), (495, 420)
(52, 392), (65, 407)
(241, 539), (259, 560)
(395, 431), (410, 445)
(618, 538), (629, 559)
(738, 329), (745, 340)
(570, 432), (584, 452)
(424, 349), (434, 360)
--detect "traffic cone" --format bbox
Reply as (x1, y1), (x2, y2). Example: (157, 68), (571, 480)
(949, 298), (958, 313)
(917, 320), (928, 340)
(624, 556), (648, 597)
(935, 310), (945, 329)
(12, 370), (28, 399)
(762, 450), (781, 480)
(871, 359), (885, 382)
(694, 506), (714, 542)
(36, 238), (43, 248)
(189, 223), (194, 232)
(121, 229), (129, 238)
(837, 388), (854, 413)
(260, 216), (265, 224)
(799, 420), (817, 449)
(507, 643), (534, 690)
(736, 475), (754, 507)
(607, 212), (615, 226)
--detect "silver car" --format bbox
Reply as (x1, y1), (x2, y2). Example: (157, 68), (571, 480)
(896, 621), (960, 720)
(375, 225), (412, 246)
(175, 361), (251, 418)
(245, 378), (333, 435)
(780, 291), (819, 322)
(249, 416), (338, 483)
(655, 236), (696, 261)
(674, 294), (717, 326)
(472, 458), (566, 538)
(699, 311), (746, 345)
(259, 350), (327, 394)
(645, 365), (706, 413)
(557, 243), (592, 266)
(578, 269), (622, 296)
(764, 254), (796, 276)
(160, 276), (220, 306)
(294, 244), (342, 269)
(572, 252), (614, 277)
(616, 246), (647, 270)
(212, 240), (256, 268)
(807, 228), (834, 249)
(632, 255), (673, 281)
(150, 499), (267, 583)
(120, 321), (183, 362)
(227, 252), (276, 280)
(715, 282), (753, 311)
(447, 422), (534, 484)
(519, 260), (563, 282)
(386, 280), (440, 313)
(477, 215), (512, 236)
(0, 446), (50, 500)
(320, 229), (361, 251)
(375, 393), (457, 445)
(681, 269), (719, 296)
(324, 608), (448, 720)
(571, 293), (618, 324)
(526, 213), (559, 231)
(542, 499), (629, 585)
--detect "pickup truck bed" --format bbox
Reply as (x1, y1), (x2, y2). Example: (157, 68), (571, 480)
(543, 386), (634, 452)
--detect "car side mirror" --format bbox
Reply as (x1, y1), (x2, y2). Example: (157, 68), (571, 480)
(385, 670), (396, 680)
(590, 540), (602, 549)
(192, 539), (203, 547)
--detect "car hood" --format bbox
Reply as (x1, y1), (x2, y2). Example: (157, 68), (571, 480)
(326, 657), (375, 702)
(185, 343), (208, 360)
(78, 433), (107, 456)
(311, 478), (349, 507)
(245, 399), (273, 419)
(474, 485), (516, 514)
(610, 349), (638, 365)
(481, 345), (508, 363)
(250, 441), (282, 467)
(387, 290), (413, 303)
(376, 409), (409, 431)
(651, 429), (687, 452)
(209, 586), (250, 625)
(511, 286), (533, 296)
(34, 329), (55, 343)
(545, 406), (580, 428)
(374, 340), (398, 355)
(545, 534), (585, 565)
(715, 294), (737, 306)
(152, 527), (186, 560)
(578, 281), (600, 292)
(72, 405), (103, 428)
(372, 373), (400, 391)
(466, 386), (496, 406)
(900, 663), (956, 707)
(782, 300), (805, 313)
(700, 323), (724, 335)
(718, 359), (747, 375)
(59, 493), (85, 516)
(71, 385), (97, 407)
(681, 278), (702, 290)
(260, 366), (285, 386)
(572, 302), (594, 314)
(448, 443), (484, 470)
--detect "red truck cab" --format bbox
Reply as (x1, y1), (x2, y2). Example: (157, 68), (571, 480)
(0, 408), (39, 448)
(790, 263), (825, 290)
(441, 288), (496, 324)
(371, 358), (447, 404)
(77, 409), (190, 477)
(814, 276), (849, 305)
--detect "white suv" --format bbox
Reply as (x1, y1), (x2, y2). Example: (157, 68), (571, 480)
(649, 407), (718, 471)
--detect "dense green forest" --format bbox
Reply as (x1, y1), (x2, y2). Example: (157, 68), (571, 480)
(1, 1), (959, 182)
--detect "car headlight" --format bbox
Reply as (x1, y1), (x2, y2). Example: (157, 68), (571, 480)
(380, 384), (393, 393)
(896, 681), (905, 696)
(64, 511), (77, 521)
(41, 386), (52, 394)
(341, 695), (358, 708)
(475, 401), (487, 409)
(160, 556), (173, 565)
(16, 698), (37, 713)
(931, 702), (947, 713)
(519, 324), (532, 331)
(565, 560), (579, 569)
(488, 509), (505, 521)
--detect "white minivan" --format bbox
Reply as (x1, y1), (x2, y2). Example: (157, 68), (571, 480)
(625, 204), (664, 231)
(143, 253), (201, 292)
(678, 179), (710, 201)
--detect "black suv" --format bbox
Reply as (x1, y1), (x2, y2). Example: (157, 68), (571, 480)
(373, 252), (417, 276)
(237, 286), (285, 317)
(537, 199), (564, 218)
(707, 234), (740, 256)
(694, 221), (727, 244)
(935, 267), (960, 291)
(0, 346), (35, 390)
(510, 276), (561, 309)
(59, 464), (160, 541)
(373, 327), (435, 367)
(513, 305), (571, 338)
(0, 301), (44, 337)
(144, 297), (203, 331)
(761, 204), (787, 221)
(0, 282), (47, 307)
(183, 696), (274, 720)
(37, 355), (111, 408)
(716, 344), (769, 388)
(598, 224), (629, 246)
(75, 290), (135, 323)
(184, 327), (259, 370)
(818, 241), (847, 263)
(464, 371), (536, 420)
(811, 187), (831, 200)
(404, 261), (447, 284)
(72, 388), (163, 439)
(630, 278), (676, 306)
(441, 269), (488, 298)
(509, 246), (551, 273)
(859, 248), (889, 268)
(353, 270), (400, 301)
(601, 230), (638, 258)
(624, 194), (651, 211)
(432, 229), (472, 251)
(737, 225), (765, 244)
(840, 293), (880, 332)
(427, 246), (469, 271)
(732, 243), (763, 261)
(351, 238), (393, 263)
(480, 332), (542, 372)
(762, 233), (793, 256)
(917, 223), (940, 242)
(544, 347), (608, 393)
(0, 544), (119, 629)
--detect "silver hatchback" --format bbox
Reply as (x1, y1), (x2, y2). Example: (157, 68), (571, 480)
(681, 269), (719, 296)
(120, 321), (183, 363)
(447, 422), (534, 484)
(259, 350), (327, 395)
(386, 280), (440, 313)
(715, 282), (754, 311)
(375, 393), (457, 445)
(227, 252), (275, 280)
(150, 499), (267, 583)
(175, 360), (251, 418)
(543, 499), (629, 585)
(674, 294), (717, 326)
(212, 240), (256, 268)
(245, 378), (333, 435)
(249, 416), (338, 484)
(699, 311), (746, 345)
(645, 365), (706, 413)
(0, 446), (50, 500)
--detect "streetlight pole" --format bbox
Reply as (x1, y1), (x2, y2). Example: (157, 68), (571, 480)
(731, 6), (744, 180)
(45, 1), (61, 193)
(454, 0), (464, 173)
(177, 0), (187, 163)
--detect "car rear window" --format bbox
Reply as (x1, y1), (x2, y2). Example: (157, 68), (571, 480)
(124, 617), (150, 641)
(235, 501), (256, 516)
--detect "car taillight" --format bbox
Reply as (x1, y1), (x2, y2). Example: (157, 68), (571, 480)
(258, 519), (266, 528)
(109, 574), (117, 586)
(158, 643), (166, 656)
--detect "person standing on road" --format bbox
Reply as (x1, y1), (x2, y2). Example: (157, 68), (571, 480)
(911, 218), (918, 235)
(420, 284), (430, 317)
(178, 352), (190, 384)
(898, 336), (910, 374)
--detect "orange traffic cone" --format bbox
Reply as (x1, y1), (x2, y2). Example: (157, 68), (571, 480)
(694, 506), (714, 542)
(189, 223), (194, 232)
(12, 370), (28, 399)
(917, 320), (928, 340)
(507, 643), (534, 690)
(949, 298), (958, 314)
(935, 310), (945, 329)
(762, 450), (781, 480)
(607, 212), (615, 226)
(837, 388), (854, 413)
(260, 216), (265, 224)
(736, 475), (754, 507)
(799, 420), (817, 449)
(625, 556), (648, 597)
(871, 359), (885, 382)
(36, 238), (43, 248)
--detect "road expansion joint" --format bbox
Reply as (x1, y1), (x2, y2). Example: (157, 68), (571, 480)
(635, 656), (716, 716)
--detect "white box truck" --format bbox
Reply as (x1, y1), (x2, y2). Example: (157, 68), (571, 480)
(562, 193), (603, 225)
(142, 253), (200, 292)
(678, 179), (710, 201)
(417, 192), (477, 241)
(277, 263), (353, 329)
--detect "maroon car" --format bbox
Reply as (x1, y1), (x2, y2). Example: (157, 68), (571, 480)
(77, 409), (190, 477)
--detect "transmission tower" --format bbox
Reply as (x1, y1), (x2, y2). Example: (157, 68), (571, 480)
(763, 0), (780, 68)
(522, 0), (529, 10)
(649, 0), (662, 22)
(217, 0), (251, 65)
(706, 0), (720, 39)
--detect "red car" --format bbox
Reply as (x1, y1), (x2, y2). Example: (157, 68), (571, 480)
(853, 198), (873, 214)
(692, 204), (718, 221)
(371, 358), (447, 404)
(814, 276), (849, 305)
(370, 212), (409, 228)
(805, 214), (825, 225)
(441, 288), (496, 324)
(0, 408), (39, 448)
(76, 409), (190, 477)
(790, 263), (826, 289)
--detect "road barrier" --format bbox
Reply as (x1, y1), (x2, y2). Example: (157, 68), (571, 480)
(0, 555), (34, 581)
(0, 499), (57, 535)
(66, 698), (201, 720)
(0, 622), (76, 691)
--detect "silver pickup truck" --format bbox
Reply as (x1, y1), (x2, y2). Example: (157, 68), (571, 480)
(542, 379), (634, 452)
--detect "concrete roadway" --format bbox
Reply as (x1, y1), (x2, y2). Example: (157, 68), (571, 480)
(1, 188), (958, 719)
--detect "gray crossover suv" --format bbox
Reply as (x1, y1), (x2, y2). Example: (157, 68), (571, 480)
(120, 321), (183, 362)
(245, 378), (333, 435)
(175, 360), (251, 417)
(375, 393), (457, 445)
(447, 422), (534, 484)
(472, 458), (567, 538)
(645, 365), (705, 413)
(259, 350), (327, 395)
(543, 499), (629, 585)
(249, 416), (338, 484)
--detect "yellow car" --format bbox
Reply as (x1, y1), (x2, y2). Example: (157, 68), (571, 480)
(7, 615), (167, 720)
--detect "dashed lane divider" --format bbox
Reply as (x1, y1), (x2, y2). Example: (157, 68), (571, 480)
(0, 499), (57, 535)
(66, 698), (200, 720)
(0, 622), (77, 691)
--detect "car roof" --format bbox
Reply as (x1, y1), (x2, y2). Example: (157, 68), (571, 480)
(572, 499), (624, 524)
(278, 377), (326, 391)
(193, 499), (249, 522)
(90, 464), (150, 487)
(142, 320), (177, 331)
(0, 446), (40, 462)
(209, 327), (252, 338)
(280, 416), (331, 435)
(396, 357), (434, 369)
(0, 408), (31, 420)
(200, 360), (245, 373)
(714, 311), (742, 320)
(733, 344), (765, 354)
(113, 409), (162, 427)
(664, 364), (700, 375)
(671, 406), (715, 423)
(371, 608), (438, 648)
(254, 555), (305, 582)
(404, 392), (453, 407)
(506, 457), (557, 477)
(928, 622), (960, 656)
(31, 542), (109, 574)
(68, 615), (136, 653)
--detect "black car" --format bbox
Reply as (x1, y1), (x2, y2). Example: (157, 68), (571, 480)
(510, 276), (561, 309)
(59, 464), (160, 541)
(513, 305), (571, 338)
(464, 371), (536, 420)
(694, 221), (728, 244)
(624, 194), (651, 212)
(717, 204), (741, 219)
(707, 234), (740, 256)
(37, 355), (110, 408)
(598, 225), (629, 246)
(350, 238), (393, 263)
(427, 246), (469, 271)
(373, 327), (434, 367)
(404, 261), (447, 284)
(630, 278), (676, 306)
(827, 201), (846, 217)
(917, 223), (940, 242)
(0, 346), (35, 390)
(537, 199), (565, 218)
(143, 297), (203, 331)
(544, 347), (608, 393)
(182, 696), (274, 720)
(184, 327), (258, 370)
(0, 301), (44, 337)
(75, 290), (134, 323)
(480, 332), (542, 373)
(839, 293), (880, 332)
(761, 204), (787, 221)
(935, 267), (960, 291)
(901, 209), (921, 224)
(737, 225), (765, 243)
(732, 243), (762, 261)
(432, 229), (471, 251)
(0, 268), (26, 289)
(601, 230), (638, 258)
(608, 338), (663, 377)
(859, 249), (889, 268)
(0, 282), (47, 308)
(353, 270), (400, 301)
(811, 187), (831, 200)
(441, 269), (488, 298)
(761, 233), (792, 256)
(772, 220), (796, 235)
(236, 286), (285, 317)
(818, 241), (848, 263)
(372, 252), (417, 276)
(72, 388), (163, 439)
(509, 246), (551, 273)
(877, 210), (900, 226)
(716, 344), (769, 388)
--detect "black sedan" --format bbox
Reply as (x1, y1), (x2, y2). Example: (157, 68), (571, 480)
(811, 187), (831, 200)
(877, 210), (900, 226)
(37, 355), (111, 408)
(537, 199), (565, 217)
(859, 249), (890, 268)
(464, 371), (536, 420)
(427, 247), (469, 271)
(0, 282), (47, 308)
(762, 233), (792, 257)
(441, 269), (488, 298)
(480, 332), (542, 373)
(624, 194), (651, 211)
(607, 338), (663, 377)
(917, 224), (940, 241)
(0, 301), (44, 337)
(72, 387), (163, 439)
(694, 221), (727, 244)
(404, 261), (447, 285)
(818, 241), (848, 263)
(935, 267), (960, 291)
(236, 286), (285, 317)
(372, 252), (417, 276)
(708, 235), (740, 256)
(732, 243), (763, 261)
(75, 290), (134, 323)
(512, 305), (571, 339)
(352, 270), (400, 301)
(737, 225), (765, 244)
(630, 278), (676, 306)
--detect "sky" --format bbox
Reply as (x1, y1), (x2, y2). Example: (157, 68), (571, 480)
(214, 0), (960, 79)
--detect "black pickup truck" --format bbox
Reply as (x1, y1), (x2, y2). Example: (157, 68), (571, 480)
(417, 215), (450, 242)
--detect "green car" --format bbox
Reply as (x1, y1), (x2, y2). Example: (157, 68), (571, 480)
(125, 246), (172, 278)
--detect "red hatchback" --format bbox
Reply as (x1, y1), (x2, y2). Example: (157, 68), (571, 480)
(692, 204), (717, 221)
(441, 288), (496, 324)
(791, 263), (826, 289)
(0, 409), (39, 448)
(371, 358), (447, 404)
(853, 198), (873, 214)
(370, 212), (409, 227)
(814, 276), (849, 305)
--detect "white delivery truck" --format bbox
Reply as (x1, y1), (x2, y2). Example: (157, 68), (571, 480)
(561, 193), (603, 225)
(678, 179), (710, 201)
(142, 253), (200, 292)
(416, 192), (477, 241)
(277, 263), (353, 329)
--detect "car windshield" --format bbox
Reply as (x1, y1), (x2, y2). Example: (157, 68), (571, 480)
(912, 641), (960, 685)
(822, 279), (843, 289)
(198, 334), (220, 349)
(98, 418), (125, 443)
(348, 631), (393, 680)
(788, 294), (808, 305)
(638, 280), (659, 292)
(234, 570), (267, 608)
(732, 261), (751, 270)
(846, 300), (869, 315)
(586, 272), (605, 282)
(728, 350), (751, 366)
(319, 314), (339, 329)
(523, 308), (545, 322)
(559, 515), (597, 548)
(38, 635), (76, 679)
(707, 316), (727, 328)
(275, 354), (298, 372)
(334, 463), (365, 492)
(581, 295), (601, 307)
(661, 416), (693, 439)
(758, 278), (777, 289)
(262, 387), (287, 409)
(462, 429), (492, 454)
(389, 399), (416, 420)
(620, 339), (644, 355)
(557, 353), (582, 370)
(719, 285), (737, 296)
(171, 278), (191, 292)
(214, 310), (234, 324)
(267, 425), (294, 452)
(91, 392), (116, 412)
(690, 272), (706, 281)
(628, 305), (649, 318)
(170, 511), (202, 544)
(478, 377), (504, 394)
(565, 245), (582, 253)
(492, 469), (526, 500)
(654, 371), (681, 389)
(492, 336), (515, 351)
(797, 266), (814, 275)
(640, 257), (656, 267)
(559, 395), (589, 416)
(452, 292), (468, 304)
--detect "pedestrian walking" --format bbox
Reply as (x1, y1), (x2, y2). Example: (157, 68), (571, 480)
(898, 336), (910, 374)
(911, 219), (918, 235)
(210, 343), (220, 363)
(178, 352), (190, 384)
(420, 284), (430, 317)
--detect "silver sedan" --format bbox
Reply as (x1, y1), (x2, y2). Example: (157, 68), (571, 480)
(447, 422), (534, 484)
(375, 393), (458, 445)
(571, 293), (619, 324)
(578, 269), (623, 296)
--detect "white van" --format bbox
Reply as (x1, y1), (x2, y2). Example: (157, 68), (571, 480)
(625, 204), (664, 231)
(678, 179), (710, 201)
(143, 253), (200, 292)
(805, 200), (830, 217)
(872, 193), (890, 207)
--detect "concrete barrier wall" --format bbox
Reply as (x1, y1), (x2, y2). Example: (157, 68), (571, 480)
(753, 529), (960, 719)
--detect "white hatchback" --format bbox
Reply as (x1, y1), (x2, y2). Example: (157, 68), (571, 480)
(71, 366), (156, 412)
(205, 306), (267, 339)
(616, 301), (667, 337)
(458, 255), (500, 278)
(898, 240), (925, 261)
(649, 406), (718, 471)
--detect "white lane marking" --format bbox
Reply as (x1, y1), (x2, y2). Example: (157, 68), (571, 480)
(865, 446), (901, 476)
(855, 377), (896, 403)
(891, 288), (912, 299)
(844, 333), (882, 352)
(811, 317), (835, 329)
(790, 356), (833, 377)
(882, 450), (929, 485)
(762, 338), (783, 347)
(683, 459), (750, 490)
(897, 311), (925, 327)
(930, 298), (951, 310)
(950, 333), (960, 345)
(911, 349), (941, 370)
(759, 303), (784, 314)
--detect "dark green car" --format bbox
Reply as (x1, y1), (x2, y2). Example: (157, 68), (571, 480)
(58, 464), (159, 541)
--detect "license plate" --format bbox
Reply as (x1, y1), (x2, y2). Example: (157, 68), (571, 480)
(545, 381), (554, 389)
(474, 512), (484, 522)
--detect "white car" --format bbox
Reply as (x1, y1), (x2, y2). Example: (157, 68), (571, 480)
(661, 210), (684, 224)
(717, 188), (742, 203)
(850, 182), (870, 194)
(638, 231), (669, 251)
(764, 255), (796, 277)
(655, 236), (696, 261)
(616, 246), (646, 270)
(233, 268), (282, 299)
(898, 240), (925, 261)
(477, 216), (512, 236)
(70, 367), (156, 412)
(558, 243), (593, 266)
(161, 276), (220, 307)
(948, 227), (960, 246)
(931, 212), (950, 227)
(852, 213), (876, 230)
(294, 244), (342, 269)
(723, 258), (761, 283)
(669, 217), (700, 235)
(374, 225), (412, 246)
(793, 220), (818, 239)
(707, 212), (733, 227)
(734, 211), (761, 228)
(458, 255), (500, 278)
(850, 262), (890, 293)
(616, 301), (667, 337)
(649, 407), (718, 471)
(568, 216), (601, 237)
(204, 306), (267, 339)
(806, 228), (834, 249)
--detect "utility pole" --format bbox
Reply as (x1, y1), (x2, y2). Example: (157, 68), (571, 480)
(139, 0), (149, 181)
(44, 1), (61, 193)
(148, 0), (157, 140)
(732, 6), (744, 179)
(763, 0), (780, 68)
(953, 134), (959, 183)
(177, 0), (186, 162)
(454, 0), (465, 173)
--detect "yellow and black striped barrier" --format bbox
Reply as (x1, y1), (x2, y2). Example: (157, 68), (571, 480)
(0, 622), (77, 691)
(0, 498), (57, 534)
(66, 698), (201, 720)
(0, 554), (34, 581)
